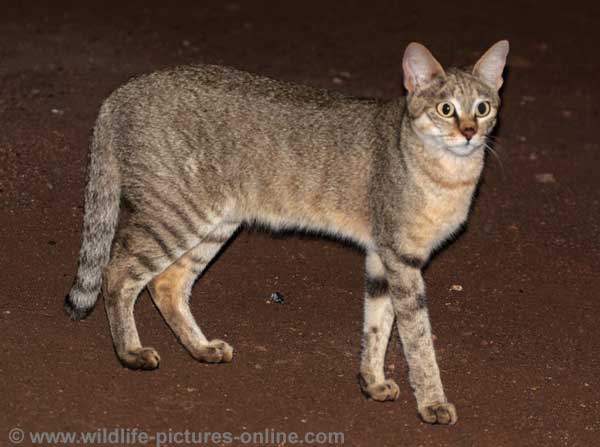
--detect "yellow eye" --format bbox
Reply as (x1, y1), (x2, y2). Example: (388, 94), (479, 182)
(436, 102), (455, 117)
(475, 101), (491, 117)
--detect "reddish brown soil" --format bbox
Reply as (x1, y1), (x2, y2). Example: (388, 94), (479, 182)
(1, 1), (599, 446)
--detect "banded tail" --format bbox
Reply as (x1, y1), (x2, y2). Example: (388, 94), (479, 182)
(65, 104), (120, 320)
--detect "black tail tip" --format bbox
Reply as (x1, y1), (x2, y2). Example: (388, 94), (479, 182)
(64, 295), (95, 320)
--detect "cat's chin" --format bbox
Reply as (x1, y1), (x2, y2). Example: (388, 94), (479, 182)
(445, 144), (481, 158)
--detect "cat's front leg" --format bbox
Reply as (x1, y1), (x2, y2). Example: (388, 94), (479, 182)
(383, 249), (458, 425)
(359, 251), (400, 401)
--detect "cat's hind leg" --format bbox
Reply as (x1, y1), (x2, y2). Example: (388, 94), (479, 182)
(102, 227), (177, 370)
(359, 252), (399, 401)
(103, 208), (226, 370)
(148, 222), (239, 363)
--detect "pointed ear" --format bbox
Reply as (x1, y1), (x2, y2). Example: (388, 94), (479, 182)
(402, 42), (445, 94)
(473, 40), (509, 90)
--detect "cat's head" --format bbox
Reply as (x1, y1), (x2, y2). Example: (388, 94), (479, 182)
(402, 41), (509, 157)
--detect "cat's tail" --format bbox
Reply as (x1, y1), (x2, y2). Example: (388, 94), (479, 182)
(65, 102), (120, 320)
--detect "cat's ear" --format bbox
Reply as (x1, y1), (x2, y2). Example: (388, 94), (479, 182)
(473, 40), (509, 90)
(402, 42), (445, 94)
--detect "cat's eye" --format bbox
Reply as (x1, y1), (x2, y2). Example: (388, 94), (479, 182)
(436, 102), (455, 117)
(475, 101), (491, 117)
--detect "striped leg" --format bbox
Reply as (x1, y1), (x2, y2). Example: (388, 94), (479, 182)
(385, 251), (457, 425)
(102, 210), (220, 370)
(359, 252), (399, 401)
(148, 222), (239, 363)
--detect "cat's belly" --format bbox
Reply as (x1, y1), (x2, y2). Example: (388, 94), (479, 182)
(241, 207), (373, 248)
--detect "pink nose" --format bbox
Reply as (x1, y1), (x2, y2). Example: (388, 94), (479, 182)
(461, 127), (476, 141)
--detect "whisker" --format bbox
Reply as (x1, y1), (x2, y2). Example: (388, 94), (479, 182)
(484, 142), (505, 177)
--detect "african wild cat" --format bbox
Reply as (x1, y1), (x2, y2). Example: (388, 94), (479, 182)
(66, 41), (509, 425)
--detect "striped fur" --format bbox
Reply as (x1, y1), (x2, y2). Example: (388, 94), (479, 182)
(66, 41), (508, 426)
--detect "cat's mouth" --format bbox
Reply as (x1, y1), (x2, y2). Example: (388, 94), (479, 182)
(445, 141), (483, 157)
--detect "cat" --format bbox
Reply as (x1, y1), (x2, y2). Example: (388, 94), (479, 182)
(65, 40), (509, 425)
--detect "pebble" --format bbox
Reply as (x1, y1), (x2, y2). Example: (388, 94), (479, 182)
(519, 95), (536, 106)
(332, 71), (352, 85)
(534, 173), (557, 184)
(449, 284), (463, 292)
(270, 292), (284, 304)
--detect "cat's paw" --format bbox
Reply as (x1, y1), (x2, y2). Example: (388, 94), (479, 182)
(362, 379), (400, 402)
(120, 347), (161, 370)
(193, 339), (234, 363)
(418, 402), (458, 425)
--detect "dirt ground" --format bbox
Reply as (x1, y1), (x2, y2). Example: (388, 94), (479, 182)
(1, 1), (598, 446)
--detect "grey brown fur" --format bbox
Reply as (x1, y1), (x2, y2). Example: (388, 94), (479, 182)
(66, 41), (509, 425)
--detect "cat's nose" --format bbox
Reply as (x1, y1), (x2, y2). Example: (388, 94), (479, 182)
(460, 127), (476, 141)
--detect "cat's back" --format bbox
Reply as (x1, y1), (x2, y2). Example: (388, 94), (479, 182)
(101, 63), (382, 176)
(106, 64), (358, 120)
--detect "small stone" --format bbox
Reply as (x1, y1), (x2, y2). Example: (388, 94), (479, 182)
(51, 108), (64, 115)
(449, 284), (463, 292)
(561, 109), (573, 119)
(534, 173), (557, 184)
(519, 95), (536, 106)
(270, 292), (284, 304)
